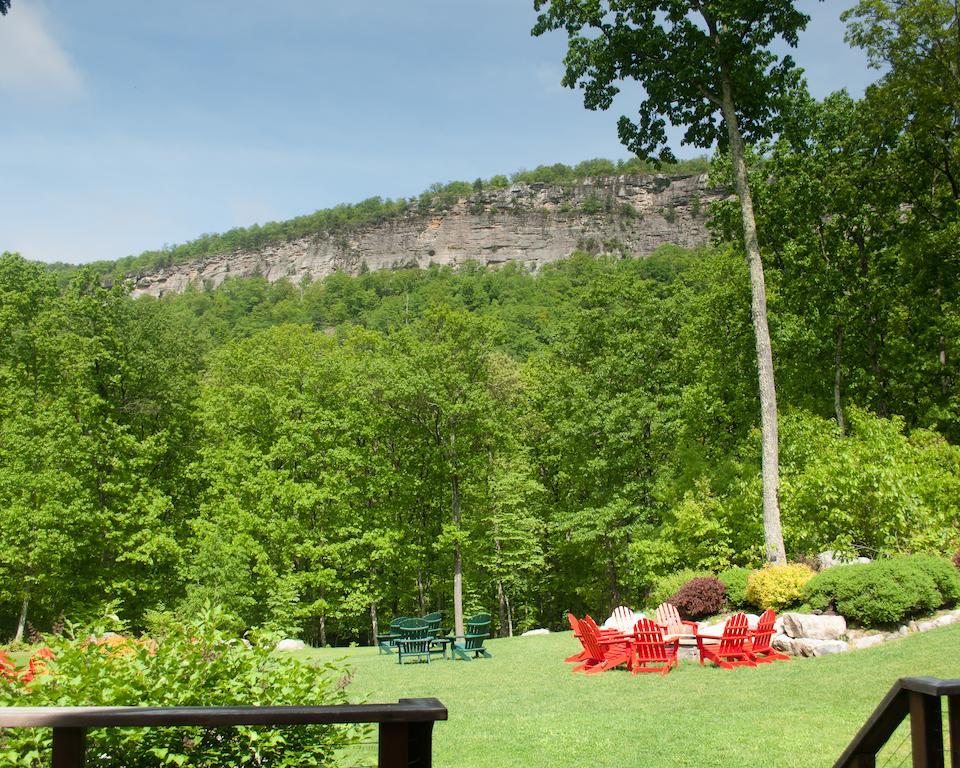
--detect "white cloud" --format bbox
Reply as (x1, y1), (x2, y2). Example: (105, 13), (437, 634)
(0, 2), (83, 98)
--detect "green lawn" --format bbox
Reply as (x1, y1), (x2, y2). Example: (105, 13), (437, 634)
(292, 625), (960, 768)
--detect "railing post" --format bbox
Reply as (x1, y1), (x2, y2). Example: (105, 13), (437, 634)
(378, 722), (409, 768)
(405, 721), (435, 767)
(910, 691), (944, 768)
(948, 696), (959, 768)
(51, 727), (86, 768)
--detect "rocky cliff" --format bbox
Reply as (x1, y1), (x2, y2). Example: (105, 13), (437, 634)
(130, 173), (719, 298)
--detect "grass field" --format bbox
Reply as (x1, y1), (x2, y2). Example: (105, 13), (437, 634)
(293, 625), (960, 768)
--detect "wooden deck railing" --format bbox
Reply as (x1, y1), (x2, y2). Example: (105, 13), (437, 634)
(834, 677), (959, 768)
(0, 697), (447, 768)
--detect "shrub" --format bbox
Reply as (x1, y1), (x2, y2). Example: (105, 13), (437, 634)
(908, 554), (960, 604)
(670, 577), (726, 619)
(0, 607), (360, 768)
(719, 567), (753, 608)
(745, 563), (815, 611)
(803, 555), (959, 627)
(952, 548), (960, 571)
(646, 569), (711, 609)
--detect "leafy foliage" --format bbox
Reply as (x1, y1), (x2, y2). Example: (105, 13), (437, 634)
(718, 567), (754, 609)
(803, 555), (960, 626)
(0, 607), (358, 767)
(646, 569), (712, 610)
(669, 577), (726, 619)
(745, 564), (815, 611)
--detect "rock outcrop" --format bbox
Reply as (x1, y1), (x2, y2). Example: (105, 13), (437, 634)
(130, 174), (719, 298)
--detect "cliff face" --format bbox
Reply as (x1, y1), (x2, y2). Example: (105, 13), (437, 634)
(130, 173), (719, 298)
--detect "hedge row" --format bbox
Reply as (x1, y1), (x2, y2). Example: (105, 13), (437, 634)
(646, 554), (960, 627)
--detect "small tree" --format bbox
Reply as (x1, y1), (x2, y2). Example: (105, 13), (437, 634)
(532, 0), (819, 563)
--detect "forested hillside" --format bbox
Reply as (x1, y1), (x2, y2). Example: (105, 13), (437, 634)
(1, 235), (956, 644)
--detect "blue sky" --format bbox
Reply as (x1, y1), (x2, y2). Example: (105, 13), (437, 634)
(1, 1), (876, 265)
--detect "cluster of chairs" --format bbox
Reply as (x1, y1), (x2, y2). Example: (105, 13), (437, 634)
(377, 612), (493, 664)
(567, 606), (788, 676)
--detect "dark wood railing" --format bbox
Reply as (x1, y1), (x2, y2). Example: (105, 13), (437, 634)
(0, 697), (447, 768)
(835, 677), (959, 768)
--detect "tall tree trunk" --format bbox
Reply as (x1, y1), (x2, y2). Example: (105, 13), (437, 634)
(719, 74), (787, 564)
(318, 615), (327, 648)
(369, 601), (379, 647)
(937, 285), (949, 397)
(450, 425), (465, 638)
(452, 469), (464, 638)
(494, 537), (512, 637)
(497, 579), (514, 637)
(835, 326), (846, 435)
(14, 592), (29, 644)
(416, 569), (426, 614)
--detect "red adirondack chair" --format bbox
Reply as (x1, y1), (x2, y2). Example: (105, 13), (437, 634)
(571, 616), (632, 674)
(748, 609), (789, 663)
(655, 602), (699, 638)
(630, 618), (680, 677)
(695, 613), (757, 669)
(565, 613), (590, 663)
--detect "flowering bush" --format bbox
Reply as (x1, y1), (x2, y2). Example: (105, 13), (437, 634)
(0, 606), (360, 768)
(745, 563), (815, 611)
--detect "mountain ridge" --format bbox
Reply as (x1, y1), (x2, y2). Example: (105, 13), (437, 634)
(129, 172), (720, 298)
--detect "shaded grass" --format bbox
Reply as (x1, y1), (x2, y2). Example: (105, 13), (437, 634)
(292, 624), (960, 768)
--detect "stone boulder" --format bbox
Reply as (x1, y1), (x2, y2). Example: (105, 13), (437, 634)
(781, 637), (849, 657)
(816, 551), (871, 570)
(275, 638), (306, 651)
(850, 634), (886, 650)
(781, 612), (847, 641)
(521, 628), (550, 636)
(771, 633), (793, 653)
(812, 640), (849, 656)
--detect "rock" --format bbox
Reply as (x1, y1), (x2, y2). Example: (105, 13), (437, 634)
(898, 625), (909, 636)
(521, 628), (550, 636)
(773, 616), (784, 634)
(908, 621), (919, 632)
(789, 638), (823, 657)
(816, 551), (872, 570)
(916, 616), (952, 632)
(851, 634), (886, 650)
(812, 640), (849, 656)
(129, 175), (720, 298)
(275, 639), (306, 651)
(781, 613), (847, 641)
(744, 613), (760, 629)
(771, 633), (793, 653)
(699, 622), (725, 638)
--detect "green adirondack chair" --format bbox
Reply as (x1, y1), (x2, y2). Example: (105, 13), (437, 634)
(377, 617), (413, 655)
(452, 613), (493, 661)
(422, 611), (453, 659)
(396, 619), (434, 664)
(422, 611), (442, 633)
